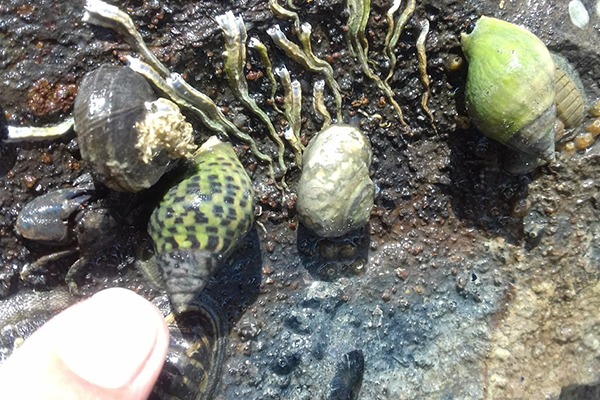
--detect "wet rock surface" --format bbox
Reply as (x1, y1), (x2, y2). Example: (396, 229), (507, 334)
(1, 0), (600, 399)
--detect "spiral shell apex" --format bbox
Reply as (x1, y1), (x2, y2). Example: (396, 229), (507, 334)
(148, 136), (254, 312)
(552, 53), (587, 129)
(296, 124), (374, 238)
(461, 16), (556, 161)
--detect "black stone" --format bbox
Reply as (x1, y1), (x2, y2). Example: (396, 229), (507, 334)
(327, 350), (364, 400)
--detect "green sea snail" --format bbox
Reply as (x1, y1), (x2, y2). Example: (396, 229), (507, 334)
(461, 16), (557, 161)
(147, 136), (254, 313)
(296, 124), (374, 238)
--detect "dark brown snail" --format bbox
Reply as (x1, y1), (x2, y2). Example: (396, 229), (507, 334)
(74, 65), (195, 192)
(150, 294), (227, 400)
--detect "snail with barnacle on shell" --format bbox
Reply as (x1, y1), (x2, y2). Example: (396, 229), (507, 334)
(74, 65), (196, 192)
(460, 16), (589, 173)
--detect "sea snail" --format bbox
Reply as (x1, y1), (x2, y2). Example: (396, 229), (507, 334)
(461, 16), (557, 161)
(74, 65), (195, 192)
(150, 293), (227, 400)
(147, 136), (254, 312)
(296, 124), (374, 238)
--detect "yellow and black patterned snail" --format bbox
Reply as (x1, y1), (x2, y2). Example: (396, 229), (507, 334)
(147, 136), (254, 313)
(461, 16), (558, 161)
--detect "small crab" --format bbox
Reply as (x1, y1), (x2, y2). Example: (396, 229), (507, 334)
(15, 173), (119, 291)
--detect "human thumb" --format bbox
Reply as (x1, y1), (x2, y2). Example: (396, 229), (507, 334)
(0, 288), (169, 400)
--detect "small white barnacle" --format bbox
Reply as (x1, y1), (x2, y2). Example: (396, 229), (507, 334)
(296, 124), (374, 238)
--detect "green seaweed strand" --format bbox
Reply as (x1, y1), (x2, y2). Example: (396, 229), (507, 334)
(268, 25), (343, 122)
(248, 37), (283, 114)
(345, 0), (408, 126)
(385, 0), (416, 83)
(312, 79), (332, 129)
(268, 1), (342, 122)
(276, 65), (304, 166)
(216, 11), (289, 185)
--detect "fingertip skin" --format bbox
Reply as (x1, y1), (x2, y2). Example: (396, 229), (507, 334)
(0, 288), (169, 400)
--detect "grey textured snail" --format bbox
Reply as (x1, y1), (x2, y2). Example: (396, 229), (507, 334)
(296, 124), (374, 238)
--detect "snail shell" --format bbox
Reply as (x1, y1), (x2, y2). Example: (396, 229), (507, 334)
(552, 53), (586, 129)
(461, 16), (556, 161)
(499, 147), (542, 175)
(148, 136), (254, 312)
(74, 65), (191, 192)
(296, 124), (374, 238)
(150, 293), (227, 400)
(0, 288), (75, 362)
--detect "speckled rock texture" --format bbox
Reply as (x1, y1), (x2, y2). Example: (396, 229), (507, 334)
(1, 0), (600, 399)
